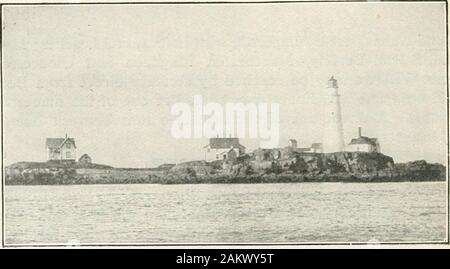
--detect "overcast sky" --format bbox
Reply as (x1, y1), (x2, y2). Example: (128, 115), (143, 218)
(2, 2), (447, 167)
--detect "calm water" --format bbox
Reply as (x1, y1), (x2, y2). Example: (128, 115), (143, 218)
(5, 182), (448, 245)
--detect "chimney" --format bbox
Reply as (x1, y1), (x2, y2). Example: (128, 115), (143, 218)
(358, 127), (362, 138)
(289, 139), (297, 149)
(65, 133), (68, 139)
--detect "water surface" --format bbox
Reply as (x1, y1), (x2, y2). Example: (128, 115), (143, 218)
(5, 182), (447, 245)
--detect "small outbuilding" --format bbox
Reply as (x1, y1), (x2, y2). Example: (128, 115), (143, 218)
(78, 154), (92, 164)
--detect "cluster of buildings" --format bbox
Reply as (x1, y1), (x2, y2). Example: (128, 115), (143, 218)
(45, 77), (380, 165)
(202, 76), (380, 162)
(202, 125), (380, 162)
(45, 134), (92, 164)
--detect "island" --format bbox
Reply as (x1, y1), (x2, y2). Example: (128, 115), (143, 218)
(4, 151), (445, 185)
(5, 76), (445, 185)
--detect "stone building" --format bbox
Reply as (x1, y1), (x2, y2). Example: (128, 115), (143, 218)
(286, 139), (323, 154)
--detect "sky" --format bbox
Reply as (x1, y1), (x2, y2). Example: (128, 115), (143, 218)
(2, 2), (447, 167)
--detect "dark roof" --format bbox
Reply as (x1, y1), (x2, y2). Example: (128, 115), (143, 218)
(207, 138), (244, 149)
(349, 136), (377, 146)
(79, 153), (91, 159)
(46, 137), (76, 149)
(310, 143), (322, 149)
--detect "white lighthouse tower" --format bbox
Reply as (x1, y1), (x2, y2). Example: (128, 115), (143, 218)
(322, 76), (345, 153)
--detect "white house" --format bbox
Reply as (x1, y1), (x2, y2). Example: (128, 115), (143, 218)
(45, 134), (76, 161)
(347, 127), (380, 153)
(204, 138), (245, 162)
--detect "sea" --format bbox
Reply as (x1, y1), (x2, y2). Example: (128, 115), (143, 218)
(4, 182), (448, 246)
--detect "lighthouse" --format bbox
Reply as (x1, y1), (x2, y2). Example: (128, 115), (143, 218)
(322, 76), (345, 153)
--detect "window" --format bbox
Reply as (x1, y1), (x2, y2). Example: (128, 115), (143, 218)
(66, 152), (71, 159)
(66, 143), (71, 149)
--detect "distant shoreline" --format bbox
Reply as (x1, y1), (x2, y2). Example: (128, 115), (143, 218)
(5, 169), (446, 186)
(4, 155), (446, 186)
(4, 180), (446, 187)
(4, 177), (446, 186)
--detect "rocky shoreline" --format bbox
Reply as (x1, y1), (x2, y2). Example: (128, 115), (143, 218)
(4, 152), (446, 185)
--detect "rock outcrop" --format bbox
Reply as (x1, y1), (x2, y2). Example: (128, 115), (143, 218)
(4, 152), (446, 185)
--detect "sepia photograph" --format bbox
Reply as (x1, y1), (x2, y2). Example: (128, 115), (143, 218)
(0, 0), (448, 248)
